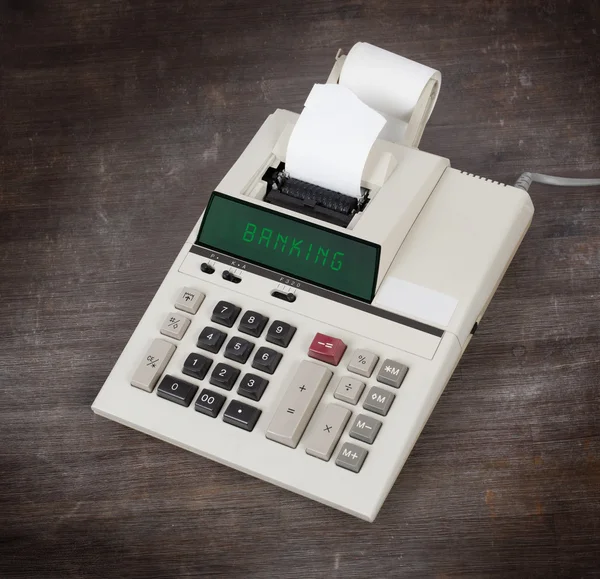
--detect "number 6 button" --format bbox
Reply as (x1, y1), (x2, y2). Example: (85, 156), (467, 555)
(252, 347), (282, 374)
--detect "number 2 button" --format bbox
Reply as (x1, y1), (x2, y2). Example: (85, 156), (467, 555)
(211, 301), (241, 328)
(252, 347), (282, 375)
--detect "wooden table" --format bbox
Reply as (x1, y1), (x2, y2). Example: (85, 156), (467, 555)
(1, 1), (599, 577)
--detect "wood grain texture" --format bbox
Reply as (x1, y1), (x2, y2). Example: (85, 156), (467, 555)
(1, 1), (599, 577)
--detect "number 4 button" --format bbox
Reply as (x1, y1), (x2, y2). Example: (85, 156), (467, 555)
(266, 320), (296, 348)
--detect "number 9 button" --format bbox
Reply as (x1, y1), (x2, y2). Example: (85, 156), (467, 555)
(266, 320), (296, 348)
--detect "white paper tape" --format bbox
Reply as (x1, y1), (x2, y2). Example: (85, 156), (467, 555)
(285, 83), (386, 198)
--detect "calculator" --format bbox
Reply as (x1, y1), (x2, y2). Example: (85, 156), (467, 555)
(92, 103), (533, 521)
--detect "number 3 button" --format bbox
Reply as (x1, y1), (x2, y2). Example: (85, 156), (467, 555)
(252, 347), (283, 375)
(266, 320), (296, 348)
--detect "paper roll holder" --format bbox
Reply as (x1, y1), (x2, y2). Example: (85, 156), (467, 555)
(326, 48), (440, 150)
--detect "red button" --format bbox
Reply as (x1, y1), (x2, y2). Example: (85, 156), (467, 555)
(308, 333), (347, 366)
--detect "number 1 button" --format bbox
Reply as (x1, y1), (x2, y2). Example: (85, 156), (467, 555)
(211, 301), (241, 327)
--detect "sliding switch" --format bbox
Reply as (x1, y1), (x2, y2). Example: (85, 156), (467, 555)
(266, 361), (332, 448)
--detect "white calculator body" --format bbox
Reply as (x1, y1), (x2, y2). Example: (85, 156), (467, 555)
(92, 106), (533, 522)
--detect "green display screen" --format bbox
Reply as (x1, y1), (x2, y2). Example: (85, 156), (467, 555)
(196, 192), (380, 302)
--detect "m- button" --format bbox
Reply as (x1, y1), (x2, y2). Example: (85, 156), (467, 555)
(376, 358), (409, 388)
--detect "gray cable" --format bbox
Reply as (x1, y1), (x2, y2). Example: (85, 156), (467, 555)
(514, 172), (600, 192)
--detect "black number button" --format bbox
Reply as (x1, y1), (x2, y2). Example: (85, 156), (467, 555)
(224, 336), (255, 364)
(238, 310), (268, 337)
(197, 326), (227, 353)
(223, 400), (262, 432)
(209, 363), (241, 391)
(211, 300), (241, 327)
(266, 320), (296, 348)
(194, 388), (226, 418)
(251, 347), (283, 375)
(237, 373), (269, 402)
(182, 353), (212, 380)
(157, 375), (198, 407)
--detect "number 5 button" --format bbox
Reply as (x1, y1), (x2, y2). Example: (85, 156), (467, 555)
(252, 347), (282, 374)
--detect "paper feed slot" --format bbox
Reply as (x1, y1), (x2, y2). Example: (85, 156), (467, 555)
(262, 163), (370, 228)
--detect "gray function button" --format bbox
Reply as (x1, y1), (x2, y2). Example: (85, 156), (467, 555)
(131, 339), (176, 392)
(304, 404), (351, 461)
(349, 414), (382, 444)
(334, 376), (365, 405)
(265, 361), (332, 448)
(335, 443), (368, 473)
(175, 287), (205, 315)
(160, 312), (191, 340)
(363, 387), (395, 416)
(377, 358), (409, 388)
(347, 349), (379, 378)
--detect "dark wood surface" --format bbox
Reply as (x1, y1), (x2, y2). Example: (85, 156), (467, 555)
(1, 1), (599, 577)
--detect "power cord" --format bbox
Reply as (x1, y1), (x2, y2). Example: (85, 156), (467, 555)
(514, 172), (600, 192)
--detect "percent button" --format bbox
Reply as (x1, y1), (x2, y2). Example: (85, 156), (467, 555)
(347, 349), (379, 378)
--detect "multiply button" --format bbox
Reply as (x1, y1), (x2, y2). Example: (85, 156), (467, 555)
(304, 404), (351, 461)
(376, 359), (409, 388)
(308, 332), (347, 366)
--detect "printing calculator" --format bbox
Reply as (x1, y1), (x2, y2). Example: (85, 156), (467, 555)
(92, 46), (534, 521)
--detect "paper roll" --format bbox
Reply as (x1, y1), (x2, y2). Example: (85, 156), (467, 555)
(339, 42), (441, 144)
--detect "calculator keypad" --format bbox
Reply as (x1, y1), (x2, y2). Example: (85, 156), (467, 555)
(211, 301), (241, 327)
(135, 285), (413, 481)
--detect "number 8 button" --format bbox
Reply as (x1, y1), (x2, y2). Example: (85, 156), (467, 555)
(266, 320), (296, 348)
